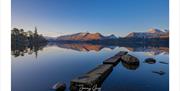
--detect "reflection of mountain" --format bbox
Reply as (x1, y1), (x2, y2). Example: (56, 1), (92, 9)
(11, 42), (169, 57)
(57, 44), (103, 51)
(125, 46), (169, 55)
(48, 43), (169, 54)
(55, 43), (116, 52)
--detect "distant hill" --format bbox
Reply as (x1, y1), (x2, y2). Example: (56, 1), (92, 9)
(106, 34), (117, 39)
(148, 28), (164, 33)
(46, 28), (169, 42)
(56, 32), (118, 41)
(125, 28), (169, 38)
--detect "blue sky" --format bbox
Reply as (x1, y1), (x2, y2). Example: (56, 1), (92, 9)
(12, 0), (169, 37)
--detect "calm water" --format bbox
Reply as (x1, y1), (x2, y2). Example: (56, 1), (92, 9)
(12, 43), (169, 91)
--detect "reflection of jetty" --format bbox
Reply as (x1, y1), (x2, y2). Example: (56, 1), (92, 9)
(70, 51), (130, 90)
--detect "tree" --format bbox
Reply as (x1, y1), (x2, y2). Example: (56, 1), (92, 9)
(34, 27), (38, 36)
(11, 27), (47, 58)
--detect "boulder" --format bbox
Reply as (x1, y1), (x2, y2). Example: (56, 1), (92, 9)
(121, 54), (139, 64)
(144, 58), (156, 64)
(52, 82), (66, 91)
(121, 61), (139, 70)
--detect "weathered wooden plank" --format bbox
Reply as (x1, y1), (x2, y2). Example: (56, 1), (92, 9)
(115, 51), (128, 57)
(70, 64), (113, 90)
(103, 51), (128, 65)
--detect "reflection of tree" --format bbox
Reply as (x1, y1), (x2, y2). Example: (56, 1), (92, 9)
(11, 27), (47, 58)
(11, 43), (47, 58)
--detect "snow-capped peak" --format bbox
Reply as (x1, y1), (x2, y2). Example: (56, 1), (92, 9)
(147, 28), (164, 33)
(107, 34), (117, 39)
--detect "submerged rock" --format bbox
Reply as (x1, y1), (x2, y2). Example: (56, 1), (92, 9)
(152, 71), (165, 75)
(52, 82), (66, 91)
(159, 61), (168, 64)
(144, 58), (156, 64)
(121, 54), (139, 64)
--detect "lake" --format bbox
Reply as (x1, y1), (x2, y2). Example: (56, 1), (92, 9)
(12, 43), (169, 91)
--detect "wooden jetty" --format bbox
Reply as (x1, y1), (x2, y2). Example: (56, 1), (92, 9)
(70, 51), (129, 91)
(103, 51), (128, 65)
(70, 64), (113, 90)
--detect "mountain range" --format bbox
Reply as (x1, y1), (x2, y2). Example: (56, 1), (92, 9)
(56, 32), (118, 41)
(45, 28), (169, 41)
(125, 28), (169, 38)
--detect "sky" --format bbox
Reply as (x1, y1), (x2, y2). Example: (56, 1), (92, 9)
(12, 0), (169, 37)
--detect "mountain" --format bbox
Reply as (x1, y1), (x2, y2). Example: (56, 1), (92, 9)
(147, 28), (164, 34)
(52, 28), (169, 42)
(106, 34), (117, 39)
(125, 28), (169, 38)
(57, 32), (106, 41)
(44, 36), (57, 41)
(163, 29), (169, 33)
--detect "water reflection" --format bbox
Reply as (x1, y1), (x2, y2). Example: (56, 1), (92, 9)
(47, 42), (117, 52)
(11, 43), (47, 58)
(11, 43), (169, 58)
(12, 43), (169, 91)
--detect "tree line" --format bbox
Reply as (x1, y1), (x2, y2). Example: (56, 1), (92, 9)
(11, 27), (47, 46)
(11, 27), (47, 58)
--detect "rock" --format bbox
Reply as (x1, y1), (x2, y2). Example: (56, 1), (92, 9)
(121, 61), (139, 70)
(152, 71), (165, 75)
(144, 58), (156, 64)
(52, 82), (66, 91)
(159, 61), (168, 64)
(121, 54), (139, 64)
